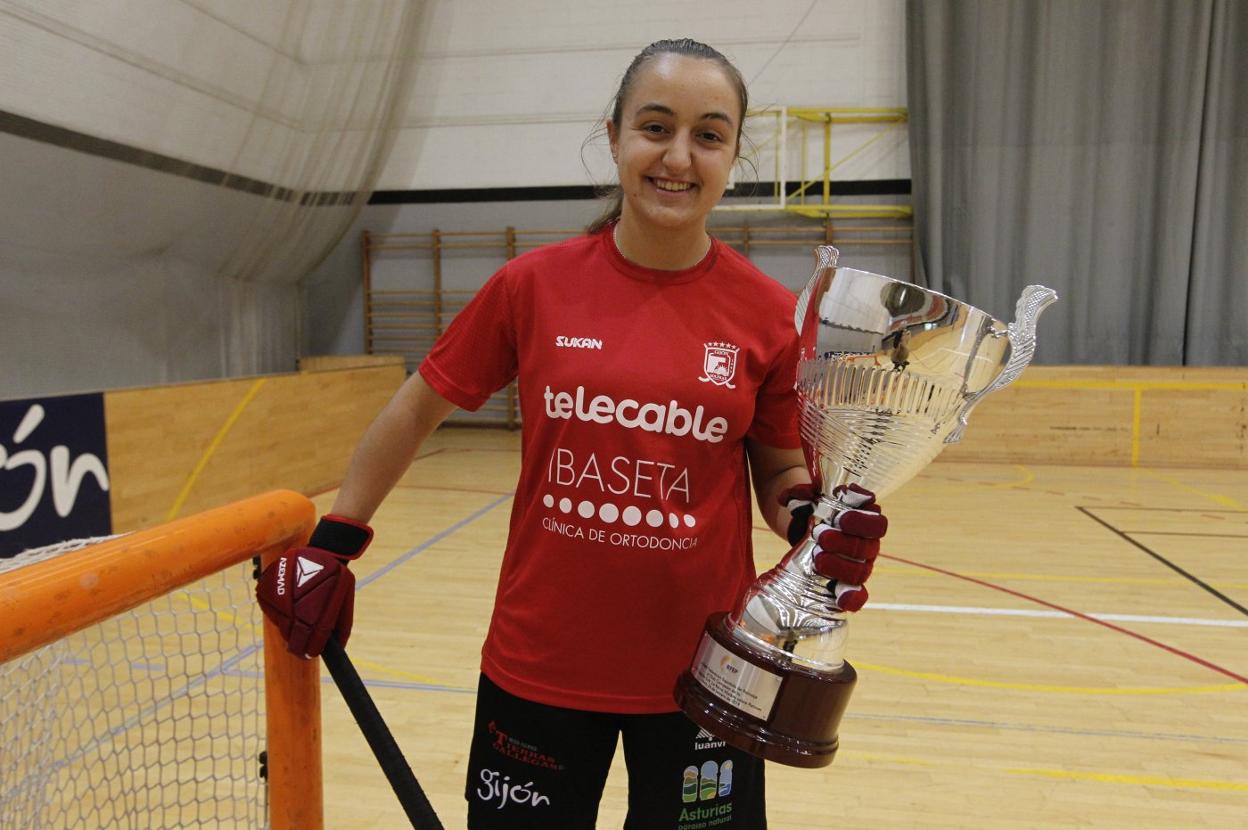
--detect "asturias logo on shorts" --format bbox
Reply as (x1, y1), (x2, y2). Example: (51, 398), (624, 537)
(680, 759), (734, 825)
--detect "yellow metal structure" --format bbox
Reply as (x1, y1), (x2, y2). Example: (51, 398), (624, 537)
(717, 106), (911, 220)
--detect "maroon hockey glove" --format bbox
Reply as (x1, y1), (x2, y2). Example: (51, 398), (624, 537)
(779, 482), (888, 613)
(256, 515), (373, 658)
(781, 482), (820, 546)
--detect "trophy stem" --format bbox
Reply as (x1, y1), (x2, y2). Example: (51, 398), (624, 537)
(675, 612), (857, 768)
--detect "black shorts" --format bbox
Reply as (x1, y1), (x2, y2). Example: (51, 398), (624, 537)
(465, 673), (767, 829)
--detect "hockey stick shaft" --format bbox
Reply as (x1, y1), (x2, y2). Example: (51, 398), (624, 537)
(322, 636), (444, 829)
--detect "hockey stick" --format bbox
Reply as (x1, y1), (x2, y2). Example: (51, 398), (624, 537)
(322, 635), (444, 829)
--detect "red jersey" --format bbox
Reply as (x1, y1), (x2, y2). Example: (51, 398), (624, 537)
(419, 228), (801, 713)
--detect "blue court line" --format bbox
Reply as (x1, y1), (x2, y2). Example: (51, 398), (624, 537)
(355, 492), (514, 590)
(88, 493), (512, 682)
(212, 666), (1248, 748)
(197, 491), (513, 687)
(318, 675), (475, 695)
(47, 631), (266, 774)
(51, 497), (513, 766)
(221, 668), (475, 697)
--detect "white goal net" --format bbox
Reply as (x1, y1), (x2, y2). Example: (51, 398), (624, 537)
(0, 538), (267, 829)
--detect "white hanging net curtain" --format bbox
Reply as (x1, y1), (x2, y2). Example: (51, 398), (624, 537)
(0, 0), (423, 391)
(210, 0), (424, 375)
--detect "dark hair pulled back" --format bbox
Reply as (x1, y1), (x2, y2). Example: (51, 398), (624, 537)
(586, 38), (748, 234)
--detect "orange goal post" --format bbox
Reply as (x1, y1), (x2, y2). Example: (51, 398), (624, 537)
(0, 490), (324, 829)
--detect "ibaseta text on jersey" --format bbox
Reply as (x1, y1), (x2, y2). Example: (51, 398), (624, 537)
(419, 227), (801, 714)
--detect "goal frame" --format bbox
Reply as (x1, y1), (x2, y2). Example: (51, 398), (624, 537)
(0, 489), (323, 830)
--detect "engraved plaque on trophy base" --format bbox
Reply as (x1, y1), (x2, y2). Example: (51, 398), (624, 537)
(674, 612), (856, 768)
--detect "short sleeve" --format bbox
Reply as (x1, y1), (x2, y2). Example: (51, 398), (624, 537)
(746, 329), (802, 448)
(418, 265), (518, 411)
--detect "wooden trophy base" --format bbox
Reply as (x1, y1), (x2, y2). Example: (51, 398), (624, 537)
(674, 612), (856, 768)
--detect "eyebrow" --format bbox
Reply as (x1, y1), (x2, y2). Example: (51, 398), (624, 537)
(635, 102), (735, 129)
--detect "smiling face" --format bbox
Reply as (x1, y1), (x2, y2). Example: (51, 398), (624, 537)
(607, 53), (742, 237)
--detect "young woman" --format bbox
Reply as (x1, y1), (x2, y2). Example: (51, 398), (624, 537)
(259, 39), (886, 829)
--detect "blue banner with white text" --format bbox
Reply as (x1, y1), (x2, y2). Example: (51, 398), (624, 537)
(0, 393), (111, 557)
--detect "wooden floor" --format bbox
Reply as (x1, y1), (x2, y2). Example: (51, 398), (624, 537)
(317, 427), (1248, 829)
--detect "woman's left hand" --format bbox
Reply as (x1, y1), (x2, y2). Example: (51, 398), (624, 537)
(778, 482), (887, 612)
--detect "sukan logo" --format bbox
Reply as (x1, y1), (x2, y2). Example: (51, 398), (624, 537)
(555, 335), (603, 350)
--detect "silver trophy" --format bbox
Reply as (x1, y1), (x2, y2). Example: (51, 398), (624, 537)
(676, 245), (1057, 767)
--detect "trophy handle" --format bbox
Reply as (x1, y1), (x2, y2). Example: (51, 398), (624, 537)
(815, 245), (840, 269)
(945, 285), (1058, 444)
(795, 246), (840, 336)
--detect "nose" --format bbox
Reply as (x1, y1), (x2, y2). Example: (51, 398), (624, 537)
(662, 130), (694, 173)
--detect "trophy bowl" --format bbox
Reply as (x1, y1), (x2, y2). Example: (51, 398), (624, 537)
(675, 246), (1057, 767)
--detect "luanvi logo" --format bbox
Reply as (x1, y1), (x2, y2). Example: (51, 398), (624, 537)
(693, 728), (726, 751)
(555, 336), (603, 350)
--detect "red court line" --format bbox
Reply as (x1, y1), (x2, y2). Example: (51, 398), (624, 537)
(305, 448), (453, 499)
(306, 447), (522, 500)
(882, 552), (1248, 686)
(437, 447), (520, 455)
(394, 484), (515, 497)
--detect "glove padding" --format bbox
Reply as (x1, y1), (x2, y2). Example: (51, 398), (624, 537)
(779, 482), (887, 613)
(256, 515), (372, 658)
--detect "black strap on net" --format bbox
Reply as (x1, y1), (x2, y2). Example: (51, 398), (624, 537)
(322, 636), (445, 829)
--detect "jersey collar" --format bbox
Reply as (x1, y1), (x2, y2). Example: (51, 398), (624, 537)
(601, 223), (720, 285)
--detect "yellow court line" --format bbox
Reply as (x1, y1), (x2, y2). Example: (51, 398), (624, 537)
(1131, 387), (1142, 465)
(347, 657), (444, 686)
(1014, 380), (1246, 391)
(1137, 468), (1245, 509)
(1009, 768), (1248, 791)
(853, 661), (1245, 695)
(1013, 378), (1246, 468)
(849, 752), (937, 767)
(174, 591), (259, 631)
(850, 754), (1247, 791)
(166, 379), (268, 521)
(998, 464), (1034, 488)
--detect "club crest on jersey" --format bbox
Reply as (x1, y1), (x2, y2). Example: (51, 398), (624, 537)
(698, 342), (739, 389)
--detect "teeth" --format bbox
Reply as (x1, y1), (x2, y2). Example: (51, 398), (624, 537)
(654, 179), (692, 192)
